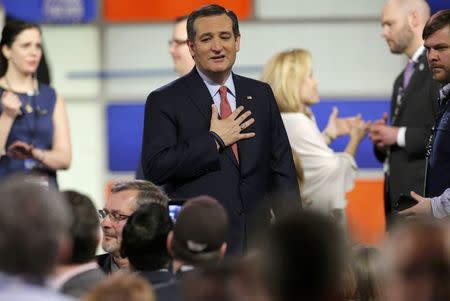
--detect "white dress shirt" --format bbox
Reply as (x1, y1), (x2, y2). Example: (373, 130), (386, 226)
(396, 45), (426, 147)
(196, 67), (236, 116)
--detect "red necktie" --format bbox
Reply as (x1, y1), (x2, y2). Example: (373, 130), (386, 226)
(219, 86), (239, 163)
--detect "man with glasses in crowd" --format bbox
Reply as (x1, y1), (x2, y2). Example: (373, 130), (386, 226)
(97, 180), (169, 273)
(169, 15), (195, 77)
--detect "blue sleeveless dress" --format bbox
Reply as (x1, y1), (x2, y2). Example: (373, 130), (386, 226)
(0, 84), (58, 188)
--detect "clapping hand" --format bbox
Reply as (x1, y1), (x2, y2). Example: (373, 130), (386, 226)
(323, 107), (357, 139)
(7, 140), (33, 160)
(349, 114), (371, 142)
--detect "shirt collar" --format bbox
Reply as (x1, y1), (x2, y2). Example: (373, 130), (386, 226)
(411, 45), (425, 63)
(196, 66), (236, 98)
(179, 265), (194, 273)
(440, 83), (450, 102)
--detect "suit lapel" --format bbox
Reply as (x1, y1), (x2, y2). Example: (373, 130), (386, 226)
(233, 73), (256, 174)
(185, 68), (214, 122)
(394, 51), (428, 122)
(185, 69), (241, 170)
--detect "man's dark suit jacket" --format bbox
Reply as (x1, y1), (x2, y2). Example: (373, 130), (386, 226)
(425, 92), (450, 197)
(375, 51), (439, 220)
(141, 68), (301, 253)
(137, 269), (173, 287)
(154, 269), (191, 301)
(60, 267), (105, 298)
(96, 253), (114, 274)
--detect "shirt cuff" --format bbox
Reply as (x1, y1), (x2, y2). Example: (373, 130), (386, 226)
(396, 127), (406, 147)
(431, 195), (450, 219)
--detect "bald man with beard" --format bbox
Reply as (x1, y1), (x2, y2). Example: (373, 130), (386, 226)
(370, 0), (440, 226)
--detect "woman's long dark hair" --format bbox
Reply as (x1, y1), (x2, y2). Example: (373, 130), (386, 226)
(0, 20), (41, 77)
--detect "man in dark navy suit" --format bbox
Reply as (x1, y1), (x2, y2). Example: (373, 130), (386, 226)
(422, 10), (450, 198)
(403, 10), (450, 219)
(141, 4), (300, 254)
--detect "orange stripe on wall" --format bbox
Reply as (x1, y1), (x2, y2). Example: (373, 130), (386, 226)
(346, 179), (386, 246)
(103, 0), (252, 22)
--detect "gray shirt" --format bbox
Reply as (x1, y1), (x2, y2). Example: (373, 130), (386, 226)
(431, 188), (450, 218)
(0, 273), (75, 301)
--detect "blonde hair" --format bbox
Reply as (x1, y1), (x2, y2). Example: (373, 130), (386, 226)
(260, 48), (312, 113)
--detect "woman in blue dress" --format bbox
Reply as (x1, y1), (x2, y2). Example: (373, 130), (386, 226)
(0, 20), (71, 188)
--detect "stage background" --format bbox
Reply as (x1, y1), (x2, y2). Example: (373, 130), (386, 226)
(3, 0), (444, 244)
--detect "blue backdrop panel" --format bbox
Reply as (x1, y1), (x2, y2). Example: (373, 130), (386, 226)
(107, 99), (390, 172)
(107, 102), (144, 172)
(3, 0), (96, 23)
(311, 99), (389, 169)
(428, 0), (449, 14)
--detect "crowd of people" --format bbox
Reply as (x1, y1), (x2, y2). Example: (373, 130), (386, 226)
(0, 0), (450, 300)
(0, 175), (449, 301)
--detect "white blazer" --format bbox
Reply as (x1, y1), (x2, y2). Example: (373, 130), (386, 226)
(281, 112), (357, 213)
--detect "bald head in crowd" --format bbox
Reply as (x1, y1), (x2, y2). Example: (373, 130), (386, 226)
(381, 219), (450, 301)
(381, 0), (430, 58)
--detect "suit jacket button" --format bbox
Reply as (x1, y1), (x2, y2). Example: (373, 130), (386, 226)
(238, 209), (245, 216)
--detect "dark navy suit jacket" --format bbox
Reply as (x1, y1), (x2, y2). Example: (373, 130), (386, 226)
(141, 68), (301, 253)
(426, 92), (450, 197)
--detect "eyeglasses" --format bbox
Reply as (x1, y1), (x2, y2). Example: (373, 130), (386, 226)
(98, 209), (130, 222)
(168, 38), (188, 47)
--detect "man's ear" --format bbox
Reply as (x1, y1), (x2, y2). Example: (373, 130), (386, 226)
(166, 230), (174, 257)
(219, 242), (227, 259)
(57, 236), (73, 265)
(2, 45), (10, 60)
(234, 34), (241, 53)
(409, 10), (420, 28)
(187, 40), (195, 58)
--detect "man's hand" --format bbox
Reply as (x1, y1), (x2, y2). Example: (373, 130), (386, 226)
(398, 191), (433, 217)
(210, 104), (255, 146)
(369, 124), (399, 147)
(372, 112), (388, 125)
(369, 113), (398, 147)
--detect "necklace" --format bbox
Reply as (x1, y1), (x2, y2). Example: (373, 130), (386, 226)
(3, 76), (37, 114)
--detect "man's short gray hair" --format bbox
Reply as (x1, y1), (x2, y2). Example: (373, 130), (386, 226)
(0, 175), (71, 282)
(111, 180), (169, 209)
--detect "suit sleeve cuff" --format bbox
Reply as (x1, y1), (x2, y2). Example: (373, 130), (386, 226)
(396, 127), (406, 147)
